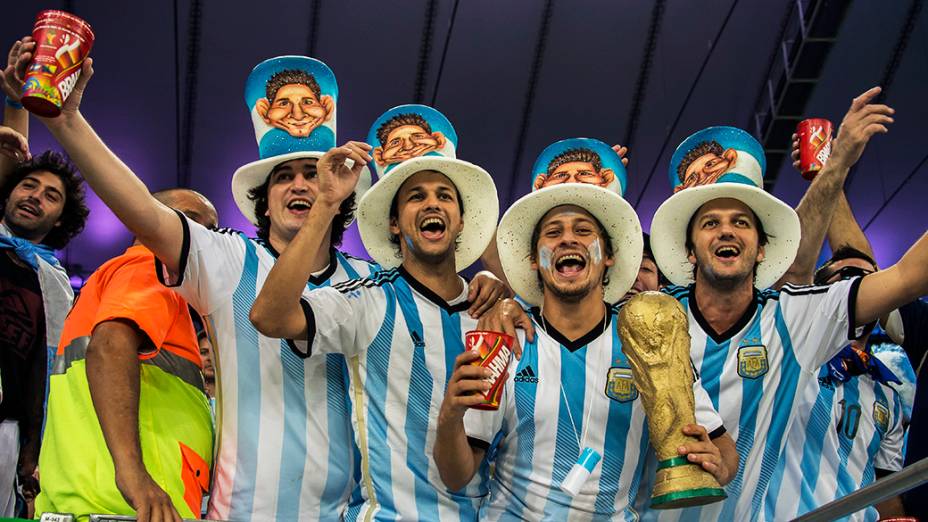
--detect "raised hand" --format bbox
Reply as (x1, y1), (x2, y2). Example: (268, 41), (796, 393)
(439, 350), (492, 423)
(611, 144), (630, 167)
(830, 86), (894, 170)
(0, 37), (34, 101)
(0, 125), (29, 162)
(316, 141), (371, 209)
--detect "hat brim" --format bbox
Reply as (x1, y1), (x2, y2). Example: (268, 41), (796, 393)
(650, 183), (800, 289)
(497, 184), (643, 307)
(231, 151), (372, 225)
(357, 156), (498, 271)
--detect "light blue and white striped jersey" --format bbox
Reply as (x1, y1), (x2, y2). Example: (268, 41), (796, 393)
(157, 214), (378, 521)
(649, 278), (865, 522)
(464, 307), (724, 521)
(294, 266), (489, 521)
(764, 370), (905, 522)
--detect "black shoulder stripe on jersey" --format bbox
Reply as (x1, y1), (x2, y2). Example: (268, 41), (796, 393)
(779, 283), (832, 296)
(332, 268), (400, 293)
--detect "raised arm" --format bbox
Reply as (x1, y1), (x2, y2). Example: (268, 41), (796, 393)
(0, 39), (33, 182)
(434, 351), (491, 490)
(1, 37), (187, 272)
(248, 142), (370, 339)
(857, 231), (928, 326)
(775, 87), (893, 286)
(827, 191), (876, 261)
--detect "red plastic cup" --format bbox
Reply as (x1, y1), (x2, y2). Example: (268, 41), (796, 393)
(21, 10), (95, 117)
(464, 330), (515, 410)
(796, 118), (833, 181)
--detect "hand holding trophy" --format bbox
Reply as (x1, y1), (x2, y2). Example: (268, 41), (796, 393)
(618, 291), (726, 508)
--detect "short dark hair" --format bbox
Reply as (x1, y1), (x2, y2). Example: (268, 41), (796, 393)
(814, 245), (878, 285)
(677, 140), (724, 182)
(547, 148), (602, 176)
(265, 69), (321, 101)
(387, 180), (464, 253)
(1, 151), (89, 250)
(529, 208), (614, 288)
(377, 113), (432, 145)
(683, 206), (770, 280)
(246, 171), (356, 248)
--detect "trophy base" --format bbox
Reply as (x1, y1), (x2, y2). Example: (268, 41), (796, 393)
(650, 457), (728, 509)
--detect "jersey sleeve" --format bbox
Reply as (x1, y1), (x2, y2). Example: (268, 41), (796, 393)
(693, 377), (725, 438)
(875, 389), (906, 473)
(154, 211), (247, 315)
(95, 252), (185, 357)
(779, 277), (867, 371)
(289, 280), (384, 358)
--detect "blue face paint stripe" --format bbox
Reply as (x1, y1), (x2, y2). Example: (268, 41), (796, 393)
(542, 343), (587, 518)
(393, 277), (441, 521)
(361, 284), (398, 518)
(504, 339), (539, 520)
(229, 240), (260, 520)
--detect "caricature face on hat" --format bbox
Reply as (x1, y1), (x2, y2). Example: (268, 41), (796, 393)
(532, 146), (623, 192)
(372, 113), (448, 168)
(255, 69), (334, 138)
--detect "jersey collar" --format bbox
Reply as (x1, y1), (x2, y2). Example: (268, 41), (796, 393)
(530, 303), (613, 352)
(688, 284), (759, 344)
(398, 265), (471, 314)
(258, 239), (339, 285)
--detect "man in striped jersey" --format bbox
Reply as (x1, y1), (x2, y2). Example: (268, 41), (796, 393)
(433, 138), (738, 520)
(648, 113), (928, 520)
(34, 54), (379, 520)
(251, 105), (506, 521)
(34, 54), (504, 520)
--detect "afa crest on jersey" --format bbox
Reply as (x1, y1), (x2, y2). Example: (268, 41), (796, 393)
(605, 367), (638, 402)
(738, 344), (769, 379)
(873, 398), (891, 435)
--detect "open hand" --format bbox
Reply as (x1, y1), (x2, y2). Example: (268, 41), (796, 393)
(0, 37), (34, 102)
(829, 86), (894, 170)
(0, 125), (29, 162)
(316, 141), (371, 209)
(476, 298), (533, 360)
(116, 468), (182, 522)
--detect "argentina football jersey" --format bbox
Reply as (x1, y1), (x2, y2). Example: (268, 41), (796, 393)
(764, 369), (905, 521)
(292, 266), (488, 521)
(646, 277), (868, 522)
(156, 213), (378, 521)
(463, 306), (724, 521)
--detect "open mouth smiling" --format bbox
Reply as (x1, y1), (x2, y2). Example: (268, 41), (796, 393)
(554, 252), (587, 276)
(419, 216), (447, 241)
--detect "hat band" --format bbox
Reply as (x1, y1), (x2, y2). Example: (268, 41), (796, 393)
(715, 172), (758, 187)
(258, 126), (335, 159)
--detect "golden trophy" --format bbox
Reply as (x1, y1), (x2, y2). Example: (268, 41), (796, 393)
(617, 292), (726, 508)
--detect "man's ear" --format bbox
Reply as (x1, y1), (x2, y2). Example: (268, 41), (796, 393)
(256, 98), (271, 124)
(600, 168), (615, 188)
(432, 131), (446, 149)
(533, 174), (548, 190)
(756, 243), (765, 264)
(687, 248), (697, 266)
(389, 216), (400, 236)
(373, 147), (386, 166)
(320, 95), (335, 122)
(722, 148), (738, 165)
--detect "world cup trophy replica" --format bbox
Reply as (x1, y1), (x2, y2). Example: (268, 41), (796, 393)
(618, 292), (726, 508)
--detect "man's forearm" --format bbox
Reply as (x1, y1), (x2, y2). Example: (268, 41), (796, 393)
(827, 191), (875, 261)
(86, 320), (148, 478)
(858, 231), (928, 325)
(43, 113), (183, 271)
(434, 413), (483, 491)
(778, 160), (851, 286)
(250, 201), (339, 339)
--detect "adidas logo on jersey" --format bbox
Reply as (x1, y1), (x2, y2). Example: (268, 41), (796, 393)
(514, 365), (538, 384)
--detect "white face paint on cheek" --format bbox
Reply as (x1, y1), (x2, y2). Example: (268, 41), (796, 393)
(538, 245), (555, 272)
(588, 239), (603, 266)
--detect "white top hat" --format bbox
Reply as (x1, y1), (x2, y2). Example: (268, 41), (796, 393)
(356, 104), (498, 270)
(650, 126), (800, 289)
(497, 138), (643, 306)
